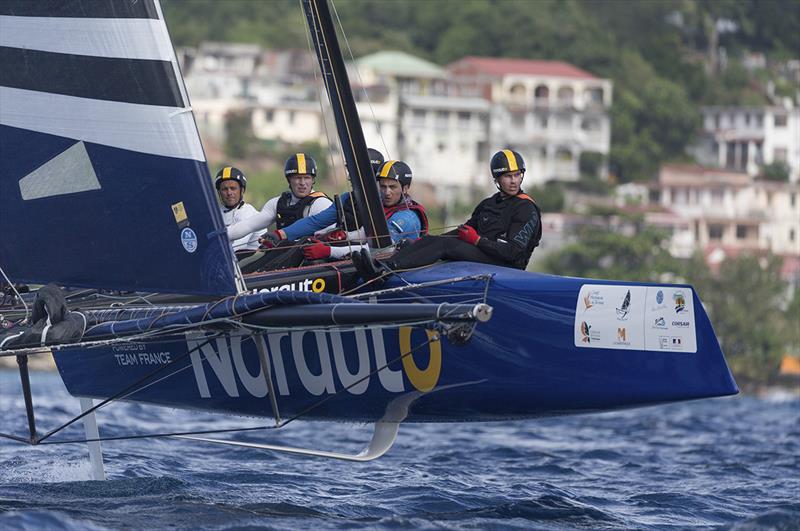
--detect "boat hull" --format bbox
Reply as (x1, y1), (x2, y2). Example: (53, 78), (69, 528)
(53, 263), (738, 422)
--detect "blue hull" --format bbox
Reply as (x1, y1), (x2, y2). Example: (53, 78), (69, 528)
(53, 263), (738, 422)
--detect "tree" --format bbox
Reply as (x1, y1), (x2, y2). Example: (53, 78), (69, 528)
(224, 111), (254, 159)
(686, 253), (789, 382)
(540, 225), (679, 282)
(760, 161), (790, 182)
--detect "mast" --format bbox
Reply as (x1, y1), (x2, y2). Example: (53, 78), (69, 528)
(301, 0), (393, 249)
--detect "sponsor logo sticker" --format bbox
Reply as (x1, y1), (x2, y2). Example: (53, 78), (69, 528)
(673, 290), (686, 313)
(616, 289), (631, 320)
(180, 227), (198, 253)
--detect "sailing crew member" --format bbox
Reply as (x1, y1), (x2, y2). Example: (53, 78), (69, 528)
(215, 166), (260, 253)
(364, 149), (540, 274)
(226, 153), (333, 244)
(300, 160), (429, 261)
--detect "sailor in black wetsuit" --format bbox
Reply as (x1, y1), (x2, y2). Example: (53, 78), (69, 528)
(378, 149), (541, 272)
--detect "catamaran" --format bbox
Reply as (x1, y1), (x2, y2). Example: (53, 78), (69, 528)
(0, 0), (737, 475)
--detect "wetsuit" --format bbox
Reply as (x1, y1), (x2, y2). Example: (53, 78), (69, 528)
(387, 191), (541, 270)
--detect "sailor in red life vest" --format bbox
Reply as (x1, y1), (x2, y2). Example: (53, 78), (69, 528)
(359, 149), (541, 275)
(300, 160), (429, 261)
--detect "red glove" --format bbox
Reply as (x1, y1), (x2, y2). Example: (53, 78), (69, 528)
(303, 241), (332, 260)
(259, 230), (285, 249)
(458, 224), (480, 245)
(323, 229), (347, 242)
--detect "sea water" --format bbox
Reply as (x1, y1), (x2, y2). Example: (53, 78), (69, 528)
(0, 370), (797, 530)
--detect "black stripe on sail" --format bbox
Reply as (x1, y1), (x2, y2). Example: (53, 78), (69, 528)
(0, 0), (158, 19)
(0, 47), (183, 108)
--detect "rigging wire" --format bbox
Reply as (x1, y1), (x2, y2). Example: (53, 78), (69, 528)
(330, 0), (391, 159)
(31, 332), (442, 447)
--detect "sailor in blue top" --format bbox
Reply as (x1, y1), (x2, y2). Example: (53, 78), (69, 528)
(262, 160), (428, 261)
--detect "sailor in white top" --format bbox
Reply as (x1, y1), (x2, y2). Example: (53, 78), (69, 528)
(227, 153), (333, 243)
(214, 166), (260, 251)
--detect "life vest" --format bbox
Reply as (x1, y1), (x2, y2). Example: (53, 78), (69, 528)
(384, 199), (429, 236)
(275, 191), (329, 229)
(338, 195), (428, 236)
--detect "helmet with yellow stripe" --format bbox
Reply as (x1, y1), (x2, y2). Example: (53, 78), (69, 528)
(214, 166), (247, 191)
(376, 160), (412, 187)
(490, 149), (526, 179)
(284, 153), (317, 179)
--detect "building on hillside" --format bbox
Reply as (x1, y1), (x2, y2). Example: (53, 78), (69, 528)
(181, 43), (323, 143)
(350, 51), (492, 199)
(691, 104), (800, 182)
(447, 56), (613, 185)
(654, 165), (800, 278)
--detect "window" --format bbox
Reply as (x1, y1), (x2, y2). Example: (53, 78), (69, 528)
(288, 111), (295, 124)
(774, 147), (788, 162)
(714, 113), (720, 129)
(585, 87), (604, 105)
(774, 113), (788, 127)
(555, 114), (572, 129)
(756, 114), (764, 127)
(537, 115), (549, 129)
(556, 86), (574, 105)
(581, 118), (601, 131)
(265, 110), (274, 122)
(511, 112), (525, 128)
(412, 109), (426, 127)
(534, 85), (549, 103)
(509, 83), (526, 102)
(435, 111), (450, 130)
(736, 225), (748, 239)
(791, 193), (796, 208)
(556, 147), (573, 161)
(709, 225), (724, 240)
(791, 228), (796, 242)
(745, 113), (751, 126)
(458, 112), (471, 128)
(711, 188), (724, 203)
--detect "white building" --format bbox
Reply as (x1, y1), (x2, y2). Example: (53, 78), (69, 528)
(447, 56), (613, 185)
(692, 104), (800, 182)
(350, 51), (492, 199)
(657, 164), (800, 259)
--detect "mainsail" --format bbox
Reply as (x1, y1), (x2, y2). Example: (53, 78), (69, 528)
(0, 0), (239, 296)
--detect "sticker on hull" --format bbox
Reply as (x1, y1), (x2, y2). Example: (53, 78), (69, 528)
(574, 285), (697, 353)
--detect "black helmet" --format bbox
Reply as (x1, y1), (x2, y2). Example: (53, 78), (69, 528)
(376, 160), (412, 187)
(490, 149), (526, 179)
(368, 148), (384, 175)
(214, 166), (247, 190)
(284, 153), (317, 178)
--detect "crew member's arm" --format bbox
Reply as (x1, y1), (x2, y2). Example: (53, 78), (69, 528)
(386, 210), (422, 243)
(329, 243), (366, 259)
(475, 201), (540, 265)
(281, 196), (341, 240)
(307, 196), (337, 236)
(227, 198), (278, 241)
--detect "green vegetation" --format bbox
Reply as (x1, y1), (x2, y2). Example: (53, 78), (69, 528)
(163, 0), (798, 183)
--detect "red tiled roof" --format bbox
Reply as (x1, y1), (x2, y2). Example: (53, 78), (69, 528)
(449, 56), (598, 79)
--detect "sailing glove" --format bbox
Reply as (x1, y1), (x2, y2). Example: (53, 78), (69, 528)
(259, 230), (284, 249)
(323, 229), (347, 242)
(458, 224), (480, 245)
(303, 240), (332, 260)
